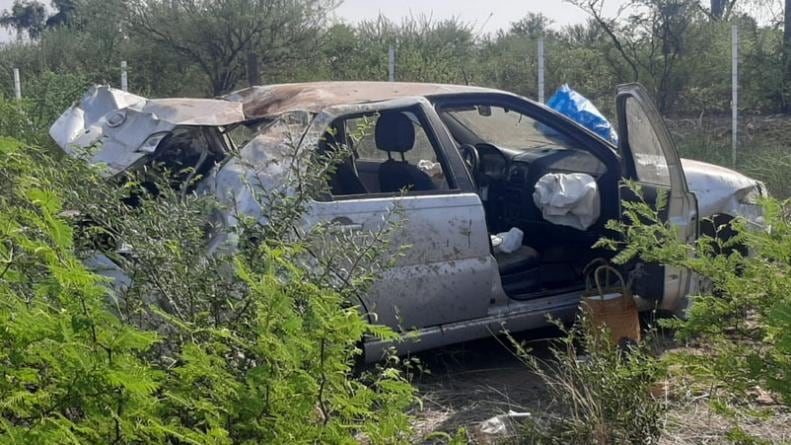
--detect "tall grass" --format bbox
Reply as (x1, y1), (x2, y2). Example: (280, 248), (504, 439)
(510, 319), (667, 445)
(669, 116), (791, 199)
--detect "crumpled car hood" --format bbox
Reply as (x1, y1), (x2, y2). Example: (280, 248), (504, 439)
(49, 85), (246, 175)
(681, 158), (766, 224)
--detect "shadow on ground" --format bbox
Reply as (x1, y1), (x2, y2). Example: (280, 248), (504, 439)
(408, 327), (563, 442)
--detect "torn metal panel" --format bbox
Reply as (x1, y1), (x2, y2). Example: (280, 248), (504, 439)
(199, 111), (314, 247)
(225, 81), (498, 119)
(681, 158), (766, 224)
(140, 98), (247, 126)
(50, 85), (246, 175)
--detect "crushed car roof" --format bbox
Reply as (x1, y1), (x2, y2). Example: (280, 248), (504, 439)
(225, 81), (502, 118)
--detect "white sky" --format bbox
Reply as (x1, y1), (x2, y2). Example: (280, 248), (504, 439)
(332, 0), (627, 34)
(0, 0), (627, 42)
(0, 0), (13, 42)
(0, 0), (783, 42)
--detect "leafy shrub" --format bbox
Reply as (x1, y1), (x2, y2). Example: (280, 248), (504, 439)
(0, 71), (89, 147)
(0, 98), (39, 144)
(0, 137), (417, 444)
(0, 138), (164, 443)
(512, 318), (667, 445)
(598, 184), (791, 418)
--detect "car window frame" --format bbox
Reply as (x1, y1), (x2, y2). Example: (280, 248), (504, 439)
(431, 92), (624, 222)
(431, 92), (621, 173)
(308, 98), (472, 202)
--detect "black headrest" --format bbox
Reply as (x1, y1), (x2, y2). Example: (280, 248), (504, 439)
(375, 112), (415, 153)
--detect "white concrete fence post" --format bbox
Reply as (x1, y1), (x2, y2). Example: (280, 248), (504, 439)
(13, 68), (21, 100)
(538, 37), (545, 103)
(121, 60), (128, 92)
(388, 45), (396, 82)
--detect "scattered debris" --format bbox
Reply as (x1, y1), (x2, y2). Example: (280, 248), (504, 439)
(478, 410), (532, 436)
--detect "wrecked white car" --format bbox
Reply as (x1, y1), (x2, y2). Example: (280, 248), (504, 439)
(51, 82), (766, 361)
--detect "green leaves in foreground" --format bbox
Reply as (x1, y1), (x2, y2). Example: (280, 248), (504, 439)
(0, 139), (416, 444)
(0, 157), (163, 443)
(599, 181), (791, 407)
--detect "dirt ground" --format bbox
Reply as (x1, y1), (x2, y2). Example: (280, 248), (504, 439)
(408, 327), (558, 443)
(409, 327), (791, 444)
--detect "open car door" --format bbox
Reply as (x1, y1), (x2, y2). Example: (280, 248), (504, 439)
(616, 83), (698, 312)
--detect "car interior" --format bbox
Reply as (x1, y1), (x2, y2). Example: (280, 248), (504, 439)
(437, 103), (619, 299)
(119, 126), (228, 206)
(320, 108), (452, 195)
(323, 102), (618, 300)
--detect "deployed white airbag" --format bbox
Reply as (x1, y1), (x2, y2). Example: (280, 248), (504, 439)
(532, 173), (600, 230)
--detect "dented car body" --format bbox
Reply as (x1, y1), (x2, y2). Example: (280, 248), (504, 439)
(51, 82), (766, 361)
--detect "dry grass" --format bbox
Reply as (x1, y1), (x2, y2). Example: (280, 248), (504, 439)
(659, 385), (791, 445)
(410, 329), (791, 444)
(668, 114), (791, 199)
(409, 331), (559, 444)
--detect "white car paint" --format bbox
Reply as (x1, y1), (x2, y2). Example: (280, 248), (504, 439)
(681, 158), (766, 225)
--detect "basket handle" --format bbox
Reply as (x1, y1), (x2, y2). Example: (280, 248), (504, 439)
(593, 264), (628, 301)
(583, 258), (610, 292)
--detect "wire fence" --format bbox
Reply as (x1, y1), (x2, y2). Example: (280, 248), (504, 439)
(8, 26), (743, 164)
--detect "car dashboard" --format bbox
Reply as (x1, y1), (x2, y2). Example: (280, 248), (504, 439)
(477, 144), (607, 236)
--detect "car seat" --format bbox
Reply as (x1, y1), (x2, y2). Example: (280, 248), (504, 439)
(375, 112), (435, 193)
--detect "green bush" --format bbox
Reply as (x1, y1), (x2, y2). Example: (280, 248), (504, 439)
(518, 183), (790, 444)
(598, 183), (791, 421)
(0, 137), (417, 444)
(512, 318), (667, 445)
(0, 72), (89, 147)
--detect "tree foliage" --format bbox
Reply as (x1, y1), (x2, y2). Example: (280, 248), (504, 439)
(597, 183), (791, 409)
(0, 120), (417, 443)
(0, 0), (46, 39)
(1, 0), (790, 114)
(127, 0), (337, 95)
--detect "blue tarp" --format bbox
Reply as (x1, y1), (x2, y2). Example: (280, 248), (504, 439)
(547, 85), (618, 144)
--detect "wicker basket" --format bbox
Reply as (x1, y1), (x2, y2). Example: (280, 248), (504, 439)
(581, 263), (641, 345)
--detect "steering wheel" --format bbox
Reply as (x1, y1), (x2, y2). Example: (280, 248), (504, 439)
(459, 143), (480, 180)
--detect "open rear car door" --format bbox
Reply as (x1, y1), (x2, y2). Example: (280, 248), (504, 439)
(616, 83), (699, 312)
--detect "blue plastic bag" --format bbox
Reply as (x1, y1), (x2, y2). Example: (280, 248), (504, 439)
(547, 85), (618, 144)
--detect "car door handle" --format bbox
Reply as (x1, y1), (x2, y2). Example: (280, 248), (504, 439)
(330, 217), (363, 231)
(335, 223), (363, 231)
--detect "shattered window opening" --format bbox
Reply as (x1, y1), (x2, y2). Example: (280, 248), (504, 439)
(624, 97), (672, 187)
(443, 106), (580, 151)
(321, 108), (453, 197)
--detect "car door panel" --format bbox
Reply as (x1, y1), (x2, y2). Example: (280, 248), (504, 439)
(302, 98), (495, 331)
(616, 84), (699, 311)
(307, 193), (494, 330)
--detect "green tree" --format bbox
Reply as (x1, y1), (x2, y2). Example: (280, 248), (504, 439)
(315, 15), (475, 84)
(0, 0), (46, 39)
(784, 0), (791, 109)
(564, 0), (700, 111)
(127, 0), (337, 95)
(706, 0), (738, 20)
(45, 0), (79, 28)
